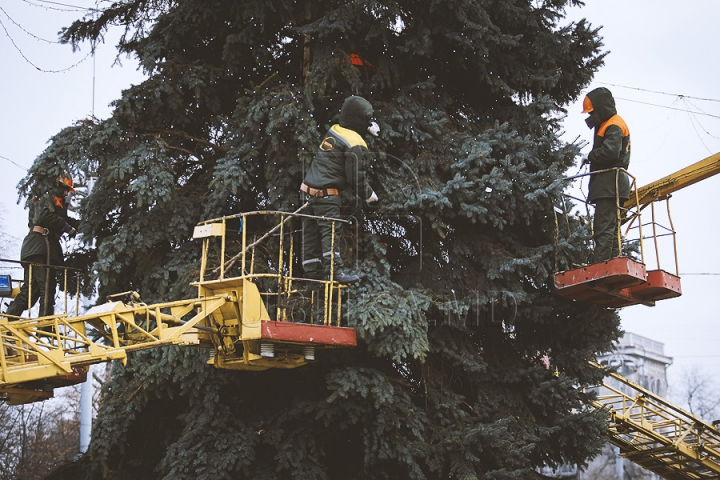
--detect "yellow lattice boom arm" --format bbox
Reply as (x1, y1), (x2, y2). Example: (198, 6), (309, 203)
(1, 277), (354, 405)
(1, 211), (358, 405)
(624, 151), (720, 209)
(0, 293), (235, 403)
(593, 365), (720, 479)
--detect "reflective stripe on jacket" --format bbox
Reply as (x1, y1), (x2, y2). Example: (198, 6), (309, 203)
(588, 115), (631, 202)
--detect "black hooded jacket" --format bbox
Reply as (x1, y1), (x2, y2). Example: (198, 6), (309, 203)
(20, 191), (79, 264)
(303, 96), (375, 199)
(585, 87), (631, 203)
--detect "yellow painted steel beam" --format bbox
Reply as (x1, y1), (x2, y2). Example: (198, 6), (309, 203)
(1, 275), (351, 403)
(624, 151), (720, 209)
(0, 293), (231, 389)
(1, 212), (355, 404)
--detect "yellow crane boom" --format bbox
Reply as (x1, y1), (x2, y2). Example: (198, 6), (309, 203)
(594, 366), (720, 479)
(0, 211), (356, 405)
(624, 151), (720, 209)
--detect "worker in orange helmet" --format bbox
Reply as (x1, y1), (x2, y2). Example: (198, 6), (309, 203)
(4, 174), (81, 318)
(582, 87), (631, 263)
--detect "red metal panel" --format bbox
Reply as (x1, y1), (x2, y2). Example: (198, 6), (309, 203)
(553, 260), (682, 307)
(554, 257), (647, 291)
(589, 288), (652, 308)
(554, 257), (649, 307)
(52, 368), (88, 387)
(260, 321), (357, 347)
(630, 270), (682, 302)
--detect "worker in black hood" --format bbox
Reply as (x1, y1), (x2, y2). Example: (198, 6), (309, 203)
(300, 96), (379, 284)
(582, 87), (631, 262)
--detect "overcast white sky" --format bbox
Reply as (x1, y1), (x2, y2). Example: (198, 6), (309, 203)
(1, 1), (719, 398)
(0, 0), (144, 249)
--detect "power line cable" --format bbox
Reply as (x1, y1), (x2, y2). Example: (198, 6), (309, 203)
(0, 155), (28, 171)
(23, 0), (99, 12)
(0, 15), (93, 72)
(36, 0), (100, 10)
(673, 355), (720, 358)
(599, 82), (720, 103)
(0, 231), (22, 242)
(91, 0), (98, 117)
(20, 0), (88, 13)
(615, 97), (720, 120)
(0, 5), (60, 44)
(603, 84), (720, 158)
(684, 99), (720, 141)
(682, 98), (714, 154)
(678, 273), (720, 276)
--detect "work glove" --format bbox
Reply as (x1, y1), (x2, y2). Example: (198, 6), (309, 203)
(368, 121), (380, 137)
(366, 192), (378, 203)
(580, 155), (589, 167)
(64, 223), (77, 238)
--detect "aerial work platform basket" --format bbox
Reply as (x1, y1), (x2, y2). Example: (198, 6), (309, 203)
(1, 210), (357, 404)
(554, 167), (682, 307)
(554, 257), (681, 308)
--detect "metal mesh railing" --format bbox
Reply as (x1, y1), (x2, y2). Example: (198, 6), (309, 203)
(193, 210), (351, 327)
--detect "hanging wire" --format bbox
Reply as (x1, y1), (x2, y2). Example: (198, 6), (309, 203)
(614, 97), (720, 120)
(599, 82), (720, 104)
(681, 98), (714, 154)
(683, 99), (720, 141)
(0, 155), (28, 171)
(680, 273), (720, 275)
(90, 0), (98, 118)
(21, 0), (99, 13)
(0, 5), (61, 43)
(0, 231), (23, 242)
(0, 15), (94, 72)
(1, 0), (100, 72)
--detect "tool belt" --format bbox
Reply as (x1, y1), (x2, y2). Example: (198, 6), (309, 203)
(31, 225), (60, 240)
(300, 183), (339, 198)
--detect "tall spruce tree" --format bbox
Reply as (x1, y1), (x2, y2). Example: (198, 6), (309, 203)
(29, 1), (620, 478)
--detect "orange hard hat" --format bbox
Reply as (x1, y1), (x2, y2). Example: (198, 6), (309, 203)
(582, 96), (594, 114)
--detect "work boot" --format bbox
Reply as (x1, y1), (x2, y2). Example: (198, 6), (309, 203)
(333, 272), (360, 284)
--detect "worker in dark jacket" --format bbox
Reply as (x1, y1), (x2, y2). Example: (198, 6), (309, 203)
(5, 175), (80, 318)
(583, 87), (631, 263)
(300, 96), (379, 284)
